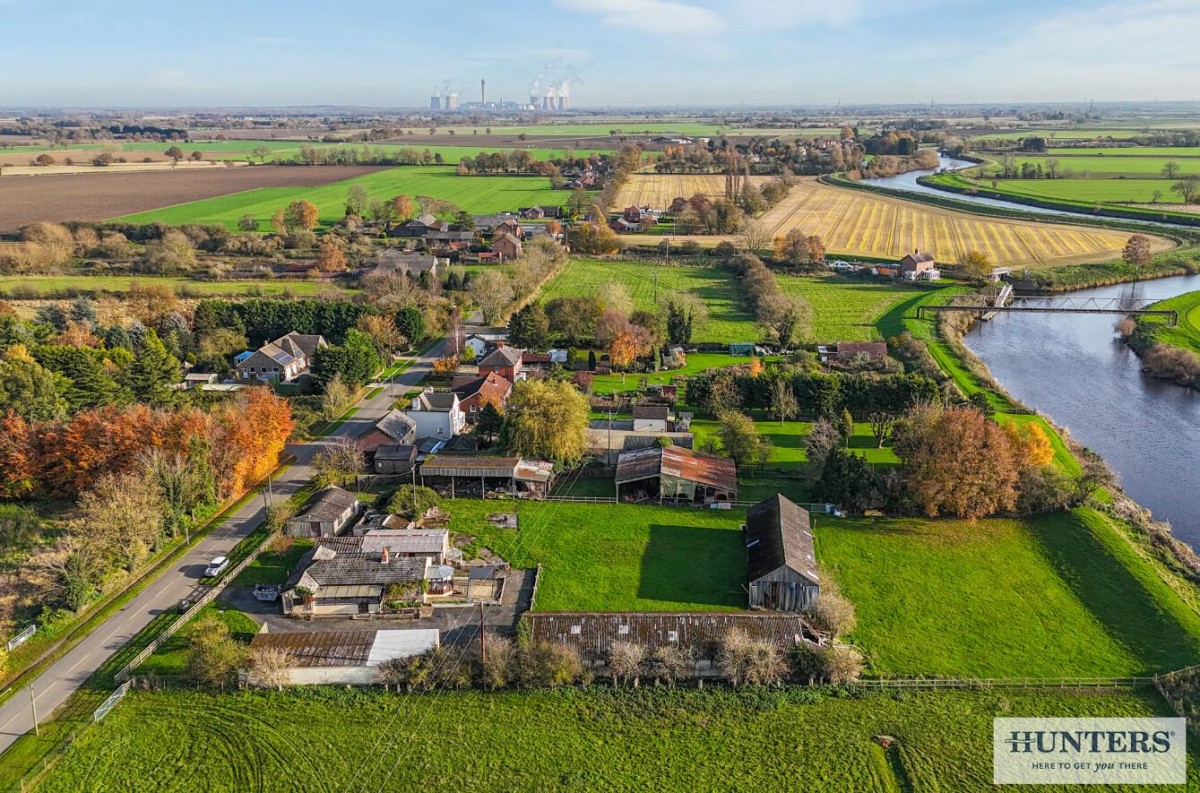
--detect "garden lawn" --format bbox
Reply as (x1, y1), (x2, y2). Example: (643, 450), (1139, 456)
(540, 260), (752, 344)
(1138, 290), (1200, 355)
(444, 499), (747, 611)
(816, 507), (1200, 678)
(33, 687), (1192, 793)
(589, 352), (762, 395)
(228, 540), (311, 587)
(112, 166), (573, 231)
(778, 275), (941, 342)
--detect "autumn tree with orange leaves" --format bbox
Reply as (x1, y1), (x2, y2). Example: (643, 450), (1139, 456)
(892, 403), (1020, 520)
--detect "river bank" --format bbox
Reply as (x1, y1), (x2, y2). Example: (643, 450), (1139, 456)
(1122, 290), (1200, 390)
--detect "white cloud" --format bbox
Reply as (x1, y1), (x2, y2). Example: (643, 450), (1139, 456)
(554, 0), (724, 35)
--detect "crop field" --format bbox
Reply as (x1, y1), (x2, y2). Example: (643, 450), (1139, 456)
(1138, 290), (1200, 354)
(614, 173), (758, 206)
(113, 166), (570, 231)
(446, 499), (746, 611)
(0, 165), (384, 231)
(0, 274), (351, 298)
(754, 179), (1151, 266)
(32, 686), (1188, 793)
(540, 259), (751, 343)
(818, 508), (1200, 678)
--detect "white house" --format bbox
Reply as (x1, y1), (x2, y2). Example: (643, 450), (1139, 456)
(632, 404), (670, 433)
(463, 331), (508, 359)
(404, 389), (466, 440)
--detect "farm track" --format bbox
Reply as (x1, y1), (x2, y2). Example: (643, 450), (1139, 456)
(615, 175), (1171, 267)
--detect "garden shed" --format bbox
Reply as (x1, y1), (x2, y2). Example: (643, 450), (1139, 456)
(614, 445), (737, 505)
(744, 494), (819, 611)
(285, 486), (361, 539)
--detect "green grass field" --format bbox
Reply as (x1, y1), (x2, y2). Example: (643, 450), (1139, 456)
(0, 274), (350, 297)
(1034, 147), (1200, 158)
(1005, 155), (1200, 177)
(448, 499), (747, 611)
(938, 172), (1189, 206)
(778, 275), (939, 342)
(1137, 290), (1200, 355)
(818, 508), (1200, 677)
(113, 166), (572, 231)
(35, 686), (1189, 793)
(540, 260), (751, 344)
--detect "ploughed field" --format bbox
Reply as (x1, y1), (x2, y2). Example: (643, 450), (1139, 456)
(614, 174), (1161, 266)
(0, 165), (385, 231)
(33, 687), (1193, 792)
(112, 166), (568, 231)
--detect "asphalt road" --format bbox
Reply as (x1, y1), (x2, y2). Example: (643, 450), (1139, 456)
(0, 336), (451, 756)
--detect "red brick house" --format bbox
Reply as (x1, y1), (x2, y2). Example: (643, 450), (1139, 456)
(451, 371), (513, 420)
(477, 345), (523, 382)
(491, 232), (523, 261)
(898, 250), (936, 277)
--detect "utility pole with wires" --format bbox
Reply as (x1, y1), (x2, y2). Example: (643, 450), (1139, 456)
(478, 603), (487, 663)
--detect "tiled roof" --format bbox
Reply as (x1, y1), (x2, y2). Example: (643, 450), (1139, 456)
(289, 548), (427, 589)
(296, 487), (359, 522)
(745, 494), (817, 585)
(632, 405), (670, 421)
(478, 346), (522, 368)
(412, 390), (459, 412)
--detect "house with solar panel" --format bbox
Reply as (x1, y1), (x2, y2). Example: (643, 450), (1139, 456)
(744, 494), (820, 611)
(234, 331), (327, 382)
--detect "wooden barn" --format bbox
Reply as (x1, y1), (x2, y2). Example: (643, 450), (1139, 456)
(744, 494), (819, 611)
(614, 445), (737, 505)
(285, 486), (361, 539)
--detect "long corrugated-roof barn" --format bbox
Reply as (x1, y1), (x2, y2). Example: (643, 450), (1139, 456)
(744, 494), (819, 611)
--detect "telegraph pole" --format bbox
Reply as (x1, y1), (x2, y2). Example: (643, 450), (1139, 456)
(28, 685), (38, 736)
(478, 603), (487, 663)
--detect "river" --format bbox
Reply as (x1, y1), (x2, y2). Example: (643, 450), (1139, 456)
(862, 158), (1200, 545)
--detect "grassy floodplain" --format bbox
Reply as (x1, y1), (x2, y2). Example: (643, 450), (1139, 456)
(112, 166), (573, 231)
(33, 686), (1193, 793)
(1134, 290), (1200, 354)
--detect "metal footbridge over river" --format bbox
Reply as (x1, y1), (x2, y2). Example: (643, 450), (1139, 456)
(919, 291), (1179, 326)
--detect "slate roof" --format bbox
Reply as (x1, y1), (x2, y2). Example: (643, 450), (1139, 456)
(614, 445), (737, 492)
(411, 390), (459, 412)
(374, 444), (417, 463)
(276, 332), (326, 359)
(376, 409), (418, 443)
(285, 547), (427, 590)
(452, 372), (512, 404)
(296, 486), (359, 522)
(744, 494), (817, 585)
(899, 250), (936, 269)
(478, 346), (522, 368)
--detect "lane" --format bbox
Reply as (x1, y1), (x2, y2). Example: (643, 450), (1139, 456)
(0, 336), (451, 756)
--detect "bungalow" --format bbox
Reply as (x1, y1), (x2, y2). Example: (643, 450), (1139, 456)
(377, 249), (441, 279)
(491, 232), (523, 261)
(404, 388), (467, 440)
(246, 628), (440, 686)
(182, 372), (218, 390)
(610, 217), (641, 234)
(317, 528), (452, 566)
(817, 341), (889, 364)
(745, 494), (819, 611)
(614, 445), (737, 505)
(452, 371), (512, 420)
(281, 545), (437, 616)
(463, 330), (508, 359)
(477, 345), (523, 382)
(285, 486), (361, 539)
(520, 205), (563, 220)
(235, 331), (327, 382)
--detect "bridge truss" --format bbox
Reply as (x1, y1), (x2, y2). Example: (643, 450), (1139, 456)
(917, 295), (1178, 326)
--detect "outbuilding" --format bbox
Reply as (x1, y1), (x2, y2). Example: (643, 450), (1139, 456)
(614, 445), (737, 505)
(744, 494), (819, 611)
(285, 486), (361, 539)
(246, 628), (440, 686)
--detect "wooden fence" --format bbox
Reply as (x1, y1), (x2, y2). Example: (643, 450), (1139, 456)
(112, 532), (275, 684)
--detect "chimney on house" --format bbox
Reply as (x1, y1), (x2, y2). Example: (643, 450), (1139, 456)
(381, 547), (390, 565)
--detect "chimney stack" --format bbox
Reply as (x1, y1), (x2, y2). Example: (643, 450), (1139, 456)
(381, 547), (390, 565)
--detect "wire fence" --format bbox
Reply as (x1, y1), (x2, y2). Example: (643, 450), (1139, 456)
(853, 676), (1152, 690)
(113, 531), (275, 684)
(7, 728), (79, 793)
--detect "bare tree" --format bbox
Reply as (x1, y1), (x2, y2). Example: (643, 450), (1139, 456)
(312, 436), (364, 488)
(606, 641), (646, 687)
(737, 221), (772, 253)
(718, 628), (787, 686)
(769, 376), (799, 427)
(247, 647), (293, 690)
(1162, 160), (1181, 180)
(867, 411), (896, 449)
(806, 584), (857, 638)
(647, 644), (693, 687)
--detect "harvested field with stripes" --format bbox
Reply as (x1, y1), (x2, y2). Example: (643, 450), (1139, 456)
(616, 175), (1170, 267)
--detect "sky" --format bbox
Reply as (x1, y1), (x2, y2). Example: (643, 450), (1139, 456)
(1, 0), (1198, 108)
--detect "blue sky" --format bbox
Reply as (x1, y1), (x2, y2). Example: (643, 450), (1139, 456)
(1, 0), (1197, 107)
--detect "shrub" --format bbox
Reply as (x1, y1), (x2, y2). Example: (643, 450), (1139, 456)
(806, 585), (857, 638)
(606, 640), (646, 687)
(387, 484), (440, 520)
(717, 628), (787, 686)
(246, 647), (293, 691)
